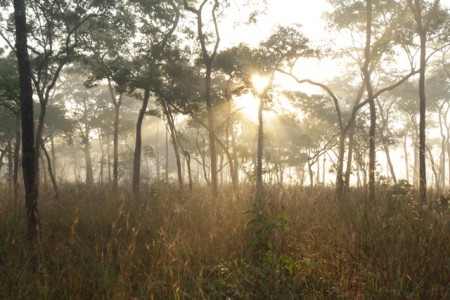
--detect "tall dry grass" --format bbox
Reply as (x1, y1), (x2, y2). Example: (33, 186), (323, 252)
(0, 181), (448, 299)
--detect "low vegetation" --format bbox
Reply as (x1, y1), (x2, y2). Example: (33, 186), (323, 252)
(0, 183), (448, 299)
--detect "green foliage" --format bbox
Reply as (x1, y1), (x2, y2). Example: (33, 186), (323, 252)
(244, 204), (289, 256)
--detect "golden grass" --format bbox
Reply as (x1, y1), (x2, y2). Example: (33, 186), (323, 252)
(0, 182), (448, 299)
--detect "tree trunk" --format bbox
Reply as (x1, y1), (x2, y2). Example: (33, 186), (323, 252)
(161, 100), (183, 191)
(108, 84), (122, 192)
(13, 115), (21, 205)
(7, 140), (13, 193)
(49, 129), (56, 175)
(439, 103), (447, 188)
(404, 129), (410, 183)
(41, 142), (59, 200)
(205, 66), (219, 198)
(132, 88), (150, 200)
(363, 0), (376, 203)
(185, 151), (193, 192)
(418, 29), (427, 204)
(256, 94), (265, 208)
(106, 133), (111, 184)
(14, 0), (39, 242)
(165, 127), (169, 182)
(335, 132), (346, 201)
(155, 123), (161, 181)
(84, 134), (94, 185)
(408, 0), (428, 205)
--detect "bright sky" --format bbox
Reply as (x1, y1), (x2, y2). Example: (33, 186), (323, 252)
(222, 0), (331, 47)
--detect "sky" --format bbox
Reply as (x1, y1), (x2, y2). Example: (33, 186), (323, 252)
(222, 0), (331, 47)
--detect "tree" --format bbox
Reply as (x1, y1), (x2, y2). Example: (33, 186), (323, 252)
(129, 0), (180, 200)
(12, 0), (39, 242)
(407, 0), (445, 204)
(0, 54), (21, 203)
(81, 4), (135, 191)
(184, 0), (221, 198)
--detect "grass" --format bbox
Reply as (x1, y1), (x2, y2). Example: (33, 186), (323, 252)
(0, 182), (448, 299)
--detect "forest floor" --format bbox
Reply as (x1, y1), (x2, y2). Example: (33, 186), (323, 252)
(0, 182), (449, 299)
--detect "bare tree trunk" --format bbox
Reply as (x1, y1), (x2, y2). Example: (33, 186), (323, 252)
(108, 82), (122, 192)
(7, 141), (13, 194)
(106, 133), (111, 184)
(185, 151), (193, 192)
(439, 102), (448, 188)
(256, 94), (265, 208)
(363, 0), (376, 203)
(404, 129), (410, 183)
(165, 126), (169, 182)
(426, 146), (440, 193)
(14, 0), (39, 242)
(41, 142), (59, 200)
(183, 0), (220, 198)
(13, 115), (21, 204)
(155, 123), (161, 181)
(49, 130), (56, 175)
(161, 100), (183, 191)
(408, 0), (431, 205)
(132, 88), (150, 200)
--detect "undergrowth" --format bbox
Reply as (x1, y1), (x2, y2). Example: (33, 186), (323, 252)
(0, 182), (448, 299)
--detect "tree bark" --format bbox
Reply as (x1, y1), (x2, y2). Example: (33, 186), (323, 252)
(14, 0), (39, 242)
(41, 142), (59, 200)
(161, 99), (183, 191)
(13, 115), (21, 205)
(256, 94), (265, 207)
(363, 0), (376, 203)
(408, 0), (430, 205)
(132, 88), (150, 200)
(107, 81), (122, 192)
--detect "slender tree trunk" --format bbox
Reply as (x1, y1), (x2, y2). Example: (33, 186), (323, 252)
(7, 141), (13, 193)
(13, 115), (21, 204)
(165, 126), (169, 182)
(14, 0), (39, 242)
(41, 142), (59, 200)
(256, 94), (265, 207)
(363, 0), (376, 203)
(408, 0), (429, 204)
(49, 130), (56, 175)
(84, 133), (94, 185)
(404, 129), (410, 183)
(418, 29), (427, 204)
(308, 161), (314, 188)
(343, 85), (365, 191)
(41, 155), (47, 190)
(426, 146), (440, 193)
(109, 86), (122, 192)
(205, 66), (219, 197)
(439, 103), (447, 188)
(161, 100), (183, 191)
(185, 151), (193, 192)
(335, 132), (346, 201)
(322, 156), (326, 185)
(132, 88), (150, 200)
(156, 123), (161, 181)
(98, 133), (104, 185)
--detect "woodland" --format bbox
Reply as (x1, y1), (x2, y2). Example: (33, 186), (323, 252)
(0, 0), (449, 298)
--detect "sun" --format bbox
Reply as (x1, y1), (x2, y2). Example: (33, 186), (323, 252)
(252, 74), (270, 94)
(234, 93), (260, 123)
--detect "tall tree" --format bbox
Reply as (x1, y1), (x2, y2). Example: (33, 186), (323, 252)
(82, 4), (135, 191)
(407, 0), (443, 204)
(13, 0), (39, 241)
(362, 0), (376, 202)
(184, 0), (221, 197)
(129, 0), (180, 200)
